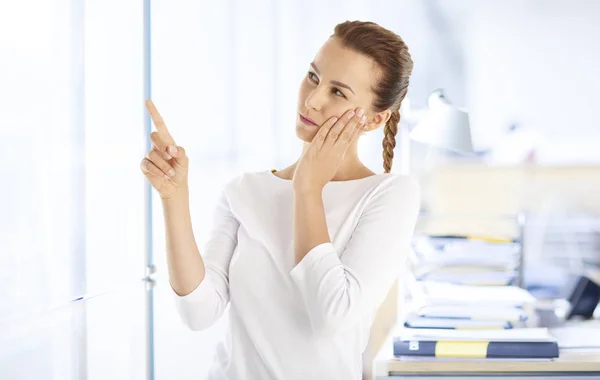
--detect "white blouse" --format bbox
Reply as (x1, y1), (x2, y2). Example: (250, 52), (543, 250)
(171, 169), (420, 379)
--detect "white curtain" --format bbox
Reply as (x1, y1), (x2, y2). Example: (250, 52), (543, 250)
(1, 0), (148, 378)
(84, 1), (148, 379)
(0, 0), (87, 378)
(0, 0), (84, 320)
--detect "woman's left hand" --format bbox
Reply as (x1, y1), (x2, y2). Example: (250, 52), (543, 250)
(292, 108), (367, 194)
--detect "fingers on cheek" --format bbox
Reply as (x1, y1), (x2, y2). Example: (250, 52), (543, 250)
(356, 118), (367, 134)
(355, 122), (364, 136)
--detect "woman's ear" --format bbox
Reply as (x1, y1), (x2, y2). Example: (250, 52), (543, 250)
(365, 109), (392, 132)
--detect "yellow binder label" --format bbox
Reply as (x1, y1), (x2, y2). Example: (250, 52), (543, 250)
(435, 341), (489, 358)
(467, 235), (513, 243)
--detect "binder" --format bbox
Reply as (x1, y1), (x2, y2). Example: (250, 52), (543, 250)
(393, 328), (559, 359)
(393, 339), (559, 359)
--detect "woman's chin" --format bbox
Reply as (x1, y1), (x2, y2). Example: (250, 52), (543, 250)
(295, 123), (319, 142)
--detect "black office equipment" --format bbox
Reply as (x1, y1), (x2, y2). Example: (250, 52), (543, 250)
(566, 274), (600, 320)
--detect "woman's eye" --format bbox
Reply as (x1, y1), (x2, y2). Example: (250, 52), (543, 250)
(333, 88), (346, 98)
(307, 72), (345, 99)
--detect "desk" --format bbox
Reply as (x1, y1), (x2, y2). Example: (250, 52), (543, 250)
(372, 329), (600, 379)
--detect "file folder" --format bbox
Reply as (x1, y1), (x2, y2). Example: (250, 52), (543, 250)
(393, 340), (559, 358)
(393, 328), (559, 359)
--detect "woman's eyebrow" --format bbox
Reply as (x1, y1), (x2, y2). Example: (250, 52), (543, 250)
(310, 62), (355, 95)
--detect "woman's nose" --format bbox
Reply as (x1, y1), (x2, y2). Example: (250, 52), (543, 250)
(304, 88), (326, 111)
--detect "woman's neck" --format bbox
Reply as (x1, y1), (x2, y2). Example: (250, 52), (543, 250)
(272, 139), (376, 181)
(273, 161), (376, 182)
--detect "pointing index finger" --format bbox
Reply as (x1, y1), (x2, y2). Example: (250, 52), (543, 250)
(146, 99), (176, 145)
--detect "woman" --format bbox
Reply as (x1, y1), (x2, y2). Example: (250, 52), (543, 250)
(140, 20), (420, 380)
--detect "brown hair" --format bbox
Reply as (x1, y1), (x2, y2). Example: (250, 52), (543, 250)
(333, 21), (413, 173)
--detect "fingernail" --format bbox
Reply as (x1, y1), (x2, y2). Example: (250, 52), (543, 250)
(164, 174), (170, 180)
(169, 146), (178, 155)
(347, 111), (355, 118)
(357, 108), (364, 117)
(360, 115), (367, 123)
(168, 169), (175, 177)
(164, 152), (172, 160)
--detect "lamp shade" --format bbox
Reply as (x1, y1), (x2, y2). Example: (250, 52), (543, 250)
(409, 90), (474, 154)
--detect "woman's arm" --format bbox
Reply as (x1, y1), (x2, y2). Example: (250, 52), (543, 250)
(166, 186), (240, 331)
(162, 188), (205, 296)
(293, 190), (330, 266)
(143, 99), (236, 331)
(291, 110), (364, 265)
(290, 176), (420, 336)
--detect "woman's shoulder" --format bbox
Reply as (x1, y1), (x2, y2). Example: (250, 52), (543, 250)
(220, 169), (282, 194)
(221, 169), (419, 197)
(368, 173), (421, 206)
(382, 173), (420, 190)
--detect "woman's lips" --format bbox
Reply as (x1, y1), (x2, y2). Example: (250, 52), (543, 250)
(299, 114), (318, 127)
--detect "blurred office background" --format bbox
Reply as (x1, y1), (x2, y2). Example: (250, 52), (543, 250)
(1, 0), (599, 379)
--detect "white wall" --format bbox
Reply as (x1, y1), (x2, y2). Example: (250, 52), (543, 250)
(465, 0), (600, 164)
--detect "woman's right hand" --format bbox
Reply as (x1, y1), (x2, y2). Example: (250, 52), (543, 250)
(140, 99), (189, 200)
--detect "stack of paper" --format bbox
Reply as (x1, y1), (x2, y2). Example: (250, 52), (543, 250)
(413, 282), (535, 308)
(414, 304), (528, 322)
(403, 314), (513, 330)
(549, 323), (600, 349)
(400, 235), (534, 336)
(410, 236), (521, 287)
(403, 282), (533, 331)
(416, 269), (518, 286)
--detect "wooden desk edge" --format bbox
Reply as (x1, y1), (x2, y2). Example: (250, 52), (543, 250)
(383, 352), (600, 373)
(373, 336), (600, 376)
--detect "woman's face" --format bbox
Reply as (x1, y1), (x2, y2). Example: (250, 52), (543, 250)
(296, 37), (384, 143)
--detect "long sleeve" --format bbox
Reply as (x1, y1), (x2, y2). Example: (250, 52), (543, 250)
(289, 176), (420, 336)
(171, 187), (240, 331)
